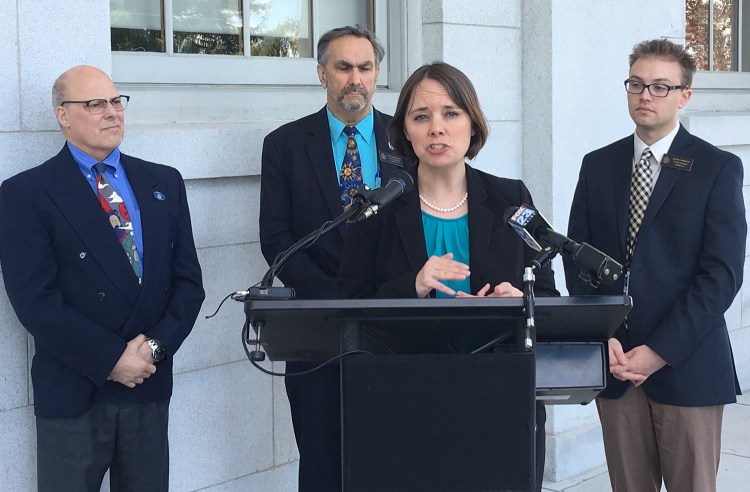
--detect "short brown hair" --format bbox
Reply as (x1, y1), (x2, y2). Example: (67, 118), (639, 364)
(629, 39), (697, 87)
(387, 62), (489, 163)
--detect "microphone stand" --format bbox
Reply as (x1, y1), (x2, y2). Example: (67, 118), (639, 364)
(521, 246), (558, 352)
(237, 193), (371, 362)
(249, 193), (371, 297)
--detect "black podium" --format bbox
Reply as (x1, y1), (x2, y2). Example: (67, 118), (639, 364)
(245, 296), (630, 492)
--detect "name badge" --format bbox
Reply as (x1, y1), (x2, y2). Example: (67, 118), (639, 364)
(378, 150), (404, 168)
(660, 154), (693, 172)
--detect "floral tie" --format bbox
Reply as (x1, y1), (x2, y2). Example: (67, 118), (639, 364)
(339, 126), (363, 206)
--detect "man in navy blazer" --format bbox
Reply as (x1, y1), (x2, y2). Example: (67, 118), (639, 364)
(259, 26), (402, 491)
(0, 65), (204, 491)
(565, 40), (745, 492)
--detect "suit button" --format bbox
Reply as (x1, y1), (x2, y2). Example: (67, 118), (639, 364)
(97, 292), (106, 301)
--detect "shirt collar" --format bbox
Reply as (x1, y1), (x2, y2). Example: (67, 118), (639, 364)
(326, 107), (375, 145)
(67, 142), (122, 176)
(633, 123), (680, 166)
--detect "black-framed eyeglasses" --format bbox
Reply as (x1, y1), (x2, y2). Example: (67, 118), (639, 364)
(624, 80), (686, 98)
(60, 95), (130, 114)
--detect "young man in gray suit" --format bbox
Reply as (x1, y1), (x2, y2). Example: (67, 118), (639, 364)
(566, 39), (745, 492)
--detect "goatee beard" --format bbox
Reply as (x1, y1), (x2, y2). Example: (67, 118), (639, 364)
(336, 87), (370, 112)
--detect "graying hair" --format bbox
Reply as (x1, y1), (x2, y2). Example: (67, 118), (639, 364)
(51, 75), (67, 109)
(317, 25), (385, 68)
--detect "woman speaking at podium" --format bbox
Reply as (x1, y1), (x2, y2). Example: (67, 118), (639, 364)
(338, 61), (558, 491)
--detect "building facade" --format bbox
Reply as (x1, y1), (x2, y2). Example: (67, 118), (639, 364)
(1, 0), (748, 489)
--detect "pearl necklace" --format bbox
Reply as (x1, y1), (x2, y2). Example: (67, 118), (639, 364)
(419, 192), (468, 213)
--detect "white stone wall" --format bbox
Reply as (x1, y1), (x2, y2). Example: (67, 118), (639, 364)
(2, 0), (750, 489)
(423, 0), (525, 179)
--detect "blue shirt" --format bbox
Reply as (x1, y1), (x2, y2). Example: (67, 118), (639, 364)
(69, 142), (144, 270)
(422, 211), (470, 297)
(327, 108), (381, 189)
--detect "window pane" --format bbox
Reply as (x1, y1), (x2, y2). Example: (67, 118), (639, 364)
(711, 0), (735, 70)
(109, 0), (386, 84)
(111, 0), (164, 52)
(686, 0), (710, 70)
(249, 0), (312, 57)
(686, 0), (742, 71)
(317, 0), (371, 39)
(173, 0), (243, 55)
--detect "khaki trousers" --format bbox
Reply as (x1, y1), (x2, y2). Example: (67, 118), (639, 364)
(596, 384), (723, 492)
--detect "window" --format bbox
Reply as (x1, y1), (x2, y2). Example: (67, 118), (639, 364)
(111, 0), (389, 85)
(686, 0), (750, 71)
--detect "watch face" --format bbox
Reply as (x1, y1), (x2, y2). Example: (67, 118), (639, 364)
(153, 347), (165, 363)
(148, 338), (166, 363)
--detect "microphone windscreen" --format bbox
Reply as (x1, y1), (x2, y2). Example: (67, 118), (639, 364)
(391, 169), (414, 193)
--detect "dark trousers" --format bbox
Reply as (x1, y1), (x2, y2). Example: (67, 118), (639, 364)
(285, 362), (342, 492)
(535, 402), (547, 492)
(36, 399), (170, 492)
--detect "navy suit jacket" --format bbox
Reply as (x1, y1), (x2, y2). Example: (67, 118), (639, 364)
(338, 164), (558, 300)
(565, 125), (745, 406)
(259, 106), (401, 299)
(0, 145), (205, 418)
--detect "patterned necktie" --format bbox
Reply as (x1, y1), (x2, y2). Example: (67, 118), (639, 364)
(625, 148), (654, 267)
(339, 126), (363, 206)
(94, 162), (142, 280)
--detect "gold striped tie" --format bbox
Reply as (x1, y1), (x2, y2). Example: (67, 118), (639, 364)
(626, 148), (653, 267)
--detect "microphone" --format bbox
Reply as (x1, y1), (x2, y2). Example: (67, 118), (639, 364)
(504, 204), (623, 286)
(352, 170), (414, 222)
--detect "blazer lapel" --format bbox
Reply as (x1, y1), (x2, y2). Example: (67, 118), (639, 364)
(119, 155), (163, 288)
(638, 126), (691, 234)
(118, 155), (171, 330)
(395, 179), (428, 273)
(48, 148), (140, 305)
(305, 107), (344, 238)
(613, 136), (635, 257)
(373, 109), (404, 183)
(466, 167), (493, 292)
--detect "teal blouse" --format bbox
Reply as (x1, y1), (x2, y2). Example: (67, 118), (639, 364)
(421, 211), (470, 297)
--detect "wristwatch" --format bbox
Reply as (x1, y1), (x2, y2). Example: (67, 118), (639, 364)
(146, 337), (166, 363)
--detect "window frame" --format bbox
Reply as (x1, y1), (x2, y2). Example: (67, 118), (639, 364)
(685, 0), (750, 91)
(686, 0), (750, 72)
(112, 0), (391, 86)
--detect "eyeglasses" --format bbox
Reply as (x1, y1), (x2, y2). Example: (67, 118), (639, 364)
(60, 95), (130, 114)
(624, 80), (686, 98)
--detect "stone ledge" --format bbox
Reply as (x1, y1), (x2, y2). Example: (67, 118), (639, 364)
(122, 124), (270, 179)
(682, 111), (750, 147)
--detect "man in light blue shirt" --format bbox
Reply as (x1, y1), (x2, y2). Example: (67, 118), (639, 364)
(0, 65), (205, 491)
(259, 26), (404, 492)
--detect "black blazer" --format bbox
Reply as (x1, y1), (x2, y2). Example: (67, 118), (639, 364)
(338, 163), (557, 299)
(566, 125), (745, 406)
(259, 106), (401, 299)
(0, 146), (205, 418)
